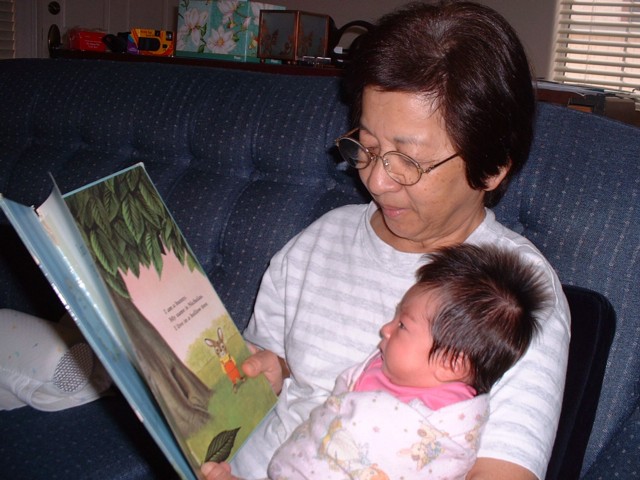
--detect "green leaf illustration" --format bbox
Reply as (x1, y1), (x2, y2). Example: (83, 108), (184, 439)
(187, 252), (199, 273)
(88, 196), (112, 237)
(103, 176), (116, 194)
(112, 233), (127, 255)
(105, 271), (130, 299)
(113, 219), (137, 248)
(139, 179), (165, 217)
(121, 194), (144, 244)
(102, 187), (120, 222)
(90, 229), (119, 276)
(137, 195), (162, 230)
(172, 238), (186, 265)
(64, 166), (183, 299)
(162, 219), (173, 246)
(204, 428), (240, 464)
(144, 232), (163, 276)
(123, 247), (141, 278)
(126, 165), (141, 191)
(66, 196), (86, 227)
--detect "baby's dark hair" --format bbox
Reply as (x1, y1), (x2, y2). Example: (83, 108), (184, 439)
(415, 244), (549, 394)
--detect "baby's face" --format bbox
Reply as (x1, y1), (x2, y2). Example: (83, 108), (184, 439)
(378, 285), (442, 388)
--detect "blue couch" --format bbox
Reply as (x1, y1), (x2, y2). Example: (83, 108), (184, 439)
(0, 58), (638, 479)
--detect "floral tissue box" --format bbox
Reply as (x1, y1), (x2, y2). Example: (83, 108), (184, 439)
(177, 0), (284, 63)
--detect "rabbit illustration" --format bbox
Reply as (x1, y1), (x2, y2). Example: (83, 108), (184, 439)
(205, 328), (245, 392)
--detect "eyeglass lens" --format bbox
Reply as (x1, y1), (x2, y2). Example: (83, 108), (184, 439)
(338, 138), (369, 168)
(337, 137), (421, 185)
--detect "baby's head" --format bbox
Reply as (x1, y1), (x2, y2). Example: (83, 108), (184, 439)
(380, 244), (550, 394)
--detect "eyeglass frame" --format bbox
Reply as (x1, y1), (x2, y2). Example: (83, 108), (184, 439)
(335, 127), (460, 186)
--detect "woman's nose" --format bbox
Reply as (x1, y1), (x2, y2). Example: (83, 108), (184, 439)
(360, 155), (401, 195)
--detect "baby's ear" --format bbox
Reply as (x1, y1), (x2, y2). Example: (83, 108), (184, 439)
(451, 353), (472, 378)
(434, 353), (472, 383)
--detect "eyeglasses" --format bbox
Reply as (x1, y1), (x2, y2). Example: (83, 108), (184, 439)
(335, 128), (459, 186)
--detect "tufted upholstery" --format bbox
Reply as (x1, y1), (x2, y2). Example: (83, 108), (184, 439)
(493, 104), (640, 476)
(0, 58), (638, 479)
(0, 58), (363, 329)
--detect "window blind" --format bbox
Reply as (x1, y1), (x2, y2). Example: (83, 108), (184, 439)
(0, 0), (14, 60)
(553, 0), (640, 104)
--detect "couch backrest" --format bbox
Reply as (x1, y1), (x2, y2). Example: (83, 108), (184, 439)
(0, 58), (364, 324)
(0, 59), (638, 474)
(495, 102), (640, 473)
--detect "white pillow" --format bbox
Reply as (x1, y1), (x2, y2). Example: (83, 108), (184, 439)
(0, 309), (112, 411)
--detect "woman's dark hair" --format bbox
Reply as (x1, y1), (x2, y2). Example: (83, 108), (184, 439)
(345, 1), (536, 207)
(414, 244), (548, 394)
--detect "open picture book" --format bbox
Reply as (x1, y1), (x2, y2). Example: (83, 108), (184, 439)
(0, 163), (277, 480)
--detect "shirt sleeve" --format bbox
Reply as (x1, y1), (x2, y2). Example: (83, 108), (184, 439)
(242, 246), (289, 359)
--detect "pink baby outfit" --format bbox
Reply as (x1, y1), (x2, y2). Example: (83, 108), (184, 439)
(353, 354), (476, 409)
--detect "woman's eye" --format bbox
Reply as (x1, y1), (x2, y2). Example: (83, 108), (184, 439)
(363, 145), (380, 155)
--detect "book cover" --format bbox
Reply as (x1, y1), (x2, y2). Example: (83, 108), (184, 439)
(0, 164), (277, 479)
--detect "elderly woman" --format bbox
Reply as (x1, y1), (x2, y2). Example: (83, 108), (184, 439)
(212, 2), (570, 479)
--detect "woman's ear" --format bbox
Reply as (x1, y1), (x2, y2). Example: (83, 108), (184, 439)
(483, 161), (511, 192)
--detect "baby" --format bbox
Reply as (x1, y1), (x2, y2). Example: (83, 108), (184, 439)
(204, 243), (550, 480)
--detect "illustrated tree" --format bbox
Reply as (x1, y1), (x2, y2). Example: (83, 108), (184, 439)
(65, 167), (201, 296)
(65, 167), (212, 437)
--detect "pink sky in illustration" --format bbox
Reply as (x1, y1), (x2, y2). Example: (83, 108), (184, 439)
(119, 247), (226, 361)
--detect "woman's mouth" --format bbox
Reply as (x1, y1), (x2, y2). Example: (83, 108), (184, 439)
(380, 205), (405, 218)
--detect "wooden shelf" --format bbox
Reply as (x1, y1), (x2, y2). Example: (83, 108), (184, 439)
(50, 49), (344, 77)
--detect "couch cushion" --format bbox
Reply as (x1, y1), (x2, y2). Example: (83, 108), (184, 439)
(582, 402), (640, 480)
(495, 102), (640, 472)
(0, 59), (368, 330)
(0, 394), (176, 480)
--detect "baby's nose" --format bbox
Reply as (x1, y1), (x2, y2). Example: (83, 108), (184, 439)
(380, 320), (394, 338)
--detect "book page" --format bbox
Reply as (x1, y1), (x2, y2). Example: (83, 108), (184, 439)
(0, 192), (197, 479)
(2, 163), (277, 478)
(62, 164), (276, 471)
(120, 249), (226, 360)
(35, 183), (134, 359)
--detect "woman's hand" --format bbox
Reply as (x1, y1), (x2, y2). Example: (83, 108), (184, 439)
(201, 461), (239, 480)
(242, 343), (290, 395)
